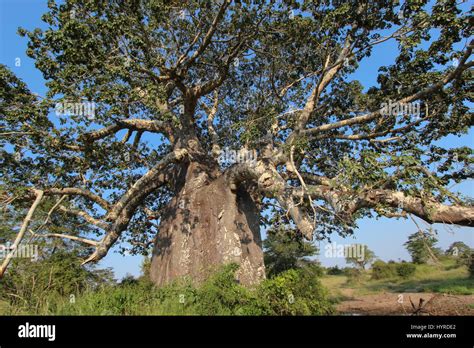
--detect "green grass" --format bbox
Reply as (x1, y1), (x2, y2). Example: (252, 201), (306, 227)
(0, 264), (335, 316)
(321, 260), (473, 297)
(320, 275), (353, 302)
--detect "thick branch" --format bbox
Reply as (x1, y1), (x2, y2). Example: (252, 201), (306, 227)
(358, 189), (474, 227)
(293, 31), (353, 132)
(107, 148), (188, 221)
(42, 188), (111, 211)
(0, 190), (43, 278)
(295, 184), (474, 227)
(81, 119), (166, 143)
(58, 205), (109, 230)
(41, 233), (99, 246)
(301, 41), (473, 137)
(202, 90), (221, 157)
(226, 161), (316, 239)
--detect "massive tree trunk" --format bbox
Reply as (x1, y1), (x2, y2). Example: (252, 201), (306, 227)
(149, 161), (265, 287)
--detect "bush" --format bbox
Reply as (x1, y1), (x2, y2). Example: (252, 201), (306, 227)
(258, 268), (334, 315)
(395, 262), (416, 279)
(371, 260), (397, 280)
(194, 263), (263, 315)
(371, 260), (417, 280)
(119, 274), (139, 286)
(326, 266), (344, 275)
(342, 268), (362, 286)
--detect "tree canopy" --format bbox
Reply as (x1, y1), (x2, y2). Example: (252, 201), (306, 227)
(404, 228), (441, 264)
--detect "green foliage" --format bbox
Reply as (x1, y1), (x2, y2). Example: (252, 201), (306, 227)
(57, 281), (159, 315)
(1, 263), (334, 316)
(371, 260), (417, 280)
(446, 241), (471, 256)
(445, 241), (473, 268)
(263, 228), (319, 277)
(119, 274), (139, 286)
(193, 263), (262, 315)
(0, 250), (114, 314)
(344, 245), (376, 270)
(1, 1), (473, 310)
(395, 262), (416, 279)
(257, 266), (333, 315)
(326, 266), (344, 275)
(427, 284), (473, 296)
(344, 268), (363, 285)
(139, 256), (152, 281)
(371, 260), (398, 280)
(404, 229), (441, 264)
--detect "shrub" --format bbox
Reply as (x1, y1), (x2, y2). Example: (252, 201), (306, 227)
(326, 266), (344, 275)
(194, 263), (263, 315)
(119, 274), (139, 286)
(395, 262), (416, 279)
(258, 268), (334, 315)
(371, 260), (416, 280)
(344, 268), (363, 285)
(371, 260), (397, 280)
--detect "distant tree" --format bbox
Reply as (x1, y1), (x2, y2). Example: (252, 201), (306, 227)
(139, 256), (152, 282)
(446, 241), (471, 256)
(263, 227), (318, 277)
(345, 245), (376, 270)
(404, 229), (441, 264)
(119, 273), (139, 286)
(446, 241), (472, 267)
(326, 266), (344, 276)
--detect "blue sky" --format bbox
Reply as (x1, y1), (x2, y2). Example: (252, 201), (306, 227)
(1, 0), (472, 280)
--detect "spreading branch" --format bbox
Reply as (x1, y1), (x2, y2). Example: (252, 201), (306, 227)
(0, 190), (43, 278)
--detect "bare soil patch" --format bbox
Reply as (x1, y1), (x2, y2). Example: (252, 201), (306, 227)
(336, 292), (474, 315)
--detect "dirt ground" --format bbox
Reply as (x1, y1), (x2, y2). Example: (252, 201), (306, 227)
(336, 290), (474, 315)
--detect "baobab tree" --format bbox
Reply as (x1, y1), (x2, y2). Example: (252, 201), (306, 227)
(1, 0), (473, 286)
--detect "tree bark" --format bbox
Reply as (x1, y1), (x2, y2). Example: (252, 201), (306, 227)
(150, 162), (265, 287)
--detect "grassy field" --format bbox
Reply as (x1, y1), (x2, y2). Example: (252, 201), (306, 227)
(321, 259), (473, 300)
(320, 259), (473, 315)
